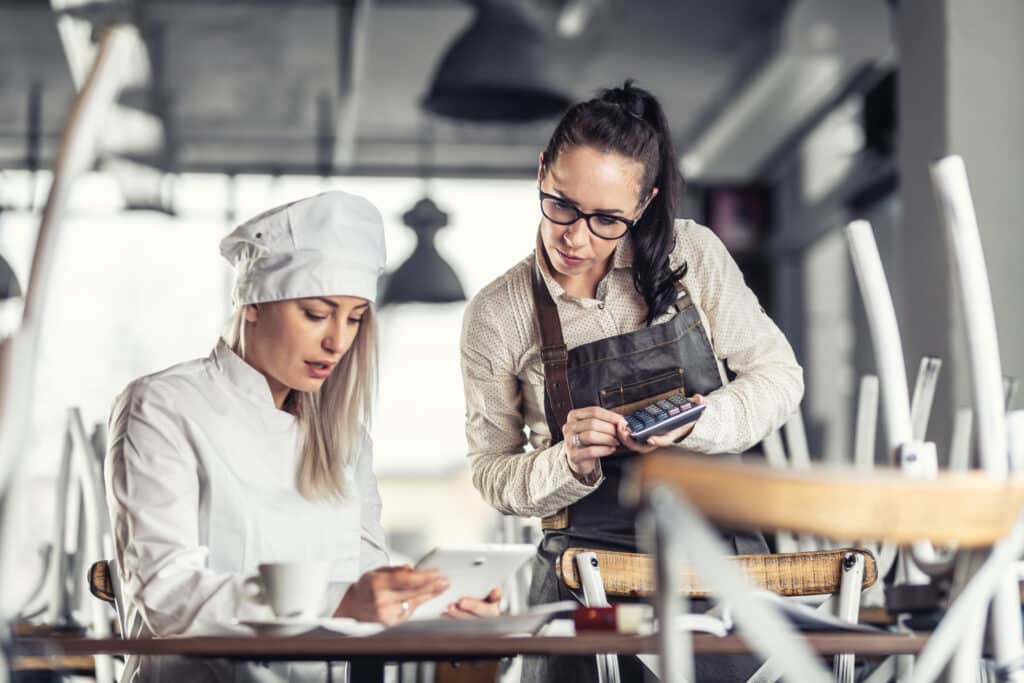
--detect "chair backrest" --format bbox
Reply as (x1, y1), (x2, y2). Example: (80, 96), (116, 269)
(557, 546), (877, 598)
(48, 407), (113, 626)
(87, 559), (126, 637)
(630, 451), (1024, 548)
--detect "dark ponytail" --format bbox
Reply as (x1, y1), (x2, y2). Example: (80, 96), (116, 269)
(542, 80), (686, 325)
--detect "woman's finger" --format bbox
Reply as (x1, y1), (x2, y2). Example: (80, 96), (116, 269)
(381, 578), (449, 606)
(561, 419), (620, 444)
(446, 595), (501, 618)
(442, 603), (478, 619)
(575, 444), (617, 460)
(644, 395), (705, 446)
(380, 587), (441, 624)
(644, 423), (696, 447)
(570, 416), (622, 436)
(576, 429), (618, 447)
(377, 567), (445, 592)
(567, 406), (629, 427)
(616, 422), (657, 453)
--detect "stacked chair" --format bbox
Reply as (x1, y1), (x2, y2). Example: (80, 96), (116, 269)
(627, 155), (1024, 682)
(16, 408), (118, 683)
(0, 23), (135, 683)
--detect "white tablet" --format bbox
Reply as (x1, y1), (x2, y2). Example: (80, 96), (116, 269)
(411, 543), (536, 620)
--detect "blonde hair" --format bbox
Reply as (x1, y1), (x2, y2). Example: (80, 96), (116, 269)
(225, 305), (378, 500)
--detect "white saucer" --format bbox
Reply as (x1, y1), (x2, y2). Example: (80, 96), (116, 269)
(235, 617), (384, 637)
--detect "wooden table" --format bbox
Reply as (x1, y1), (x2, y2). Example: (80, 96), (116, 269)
(12, 631), (928, 679)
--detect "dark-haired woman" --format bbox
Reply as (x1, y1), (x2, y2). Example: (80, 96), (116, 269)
(460, 82), (803, 681)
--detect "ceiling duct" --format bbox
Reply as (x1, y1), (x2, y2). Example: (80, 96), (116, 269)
(422, 1), (576, 123)
(681, 0), (891, 182)
(380, 197), (465, 305)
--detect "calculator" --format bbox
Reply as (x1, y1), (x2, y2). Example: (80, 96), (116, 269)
(624, 393), (705, 442)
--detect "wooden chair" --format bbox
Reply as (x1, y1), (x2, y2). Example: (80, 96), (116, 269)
(629, 451), (1024, 682)
(556, 541), (878, 683)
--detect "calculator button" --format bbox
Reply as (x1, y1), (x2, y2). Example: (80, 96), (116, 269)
(644, 406), (663, 417)
(668, 395), (687, 406)
(626, 417), (644, 431)
(656, 400), (674, 411)
(668, 406), (681, 416)
(639, 414), (656, 426)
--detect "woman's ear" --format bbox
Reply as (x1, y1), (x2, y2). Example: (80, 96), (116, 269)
(244, 304), (259, 324)
(639, 186), (660, 216)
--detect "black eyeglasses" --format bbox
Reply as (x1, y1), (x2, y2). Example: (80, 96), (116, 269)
(538, 190), (635, 240)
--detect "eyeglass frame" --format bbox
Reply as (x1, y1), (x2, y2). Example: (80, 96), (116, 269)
(538, 190), (639, 241)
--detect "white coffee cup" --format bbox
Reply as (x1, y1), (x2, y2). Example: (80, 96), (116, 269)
(247, 561), (332, 619)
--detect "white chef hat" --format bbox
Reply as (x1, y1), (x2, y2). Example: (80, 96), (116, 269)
(220, 190), (387, 306)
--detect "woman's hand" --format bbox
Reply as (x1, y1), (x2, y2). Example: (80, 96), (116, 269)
(335, 565), (449, 625)
(617, 394), (705, 454)
(443, 587), (502, 619)
(562, 406), (628, 479)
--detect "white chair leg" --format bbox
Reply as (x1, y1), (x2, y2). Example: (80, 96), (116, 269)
(949, 408), (974, 472)
(853, 375), (880, 473)
(575, 552), (621, 683)
(909, 514), (1024, 683)
(1003, 377), (1019, 412)
(744, 552), (865, 683)
(745, 599), (836, 683)
(930, 155), (1010, 477)
(650, 485), (831, 683)
(847, 221), (947, 582)
(762, 430), (799, 554)
(783, 411), (812, 470)
(845, 220), (914, 458)
(861, 656), (896, 683)
(931, 155), (1024, 677)
(762, 429), (788, 470)
(782, 414), (819, 552)
(646, 489), (696, 683)
(910, 356), (942, 441)
(832, 552), (865, 683)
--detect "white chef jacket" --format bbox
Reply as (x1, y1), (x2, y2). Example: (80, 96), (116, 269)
(105, 340), (389, 682)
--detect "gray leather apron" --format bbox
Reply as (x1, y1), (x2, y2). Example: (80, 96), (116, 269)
(522, 257), (767, 683)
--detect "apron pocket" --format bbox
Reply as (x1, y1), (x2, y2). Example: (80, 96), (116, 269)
(598, 367), (686, 416)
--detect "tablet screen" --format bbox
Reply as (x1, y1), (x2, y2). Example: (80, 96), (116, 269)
(412, 543), (536, 620)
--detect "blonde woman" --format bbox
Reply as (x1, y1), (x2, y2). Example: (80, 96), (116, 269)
(106, 191), (498, 682)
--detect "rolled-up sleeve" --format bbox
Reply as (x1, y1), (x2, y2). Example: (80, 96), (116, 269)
(680, 228), (805, 453)
(105, 381), (271, 637)
(460, 288), (601, 519)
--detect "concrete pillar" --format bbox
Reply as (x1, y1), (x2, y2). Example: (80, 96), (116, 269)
(896, 0), (1024, 458)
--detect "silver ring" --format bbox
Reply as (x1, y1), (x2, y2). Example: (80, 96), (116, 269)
(401, 600), (410, 616)
(572, 432), (582, 449)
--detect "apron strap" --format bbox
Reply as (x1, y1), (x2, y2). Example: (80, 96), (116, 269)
(532, 261), (692, 433)
(531, 257), (573, 435)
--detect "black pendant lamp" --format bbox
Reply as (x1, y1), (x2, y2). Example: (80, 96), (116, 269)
(380, 197), (465, 305)
(422, 2), (574, 123)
